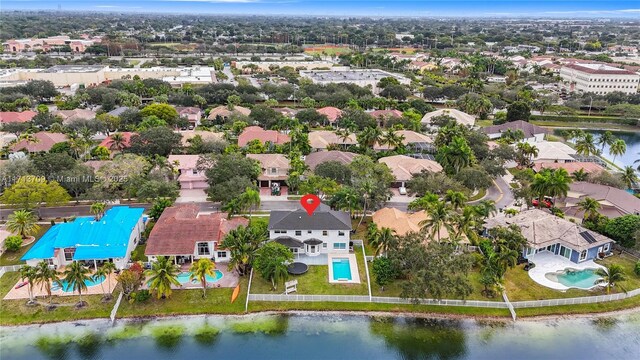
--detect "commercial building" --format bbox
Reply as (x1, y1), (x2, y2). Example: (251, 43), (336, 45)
(559, 63), (640, 95)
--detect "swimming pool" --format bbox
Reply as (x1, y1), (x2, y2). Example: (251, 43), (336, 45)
(52, 275), (106, 292)
(331, 258), (352, 281)
(545, 268), (602, 289)
(176, 270), (224, 284)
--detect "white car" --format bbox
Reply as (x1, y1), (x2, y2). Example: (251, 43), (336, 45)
(398, 186), (407, 195)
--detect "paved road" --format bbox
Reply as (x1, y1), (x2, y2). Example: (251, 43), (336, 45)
(470, 175), (515, 211)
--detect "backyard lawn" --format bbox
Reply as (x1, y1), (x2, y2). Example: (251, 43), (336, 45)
(0, 271), (114, 326)
(250, 246), (370, 296)
(0, 224), (52, 266)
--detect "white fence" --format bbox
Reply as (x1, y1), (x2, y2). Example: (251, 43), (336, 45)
(249, 294), (371, 303)
(0, 265), (24, 277)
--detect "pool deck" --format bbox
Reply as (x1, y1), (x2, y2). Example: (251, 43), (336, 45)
(3, 273), (118, 300)
(141, 264), (239, 291)
(527, 252), (605, 291)
(327, 253), (360, 284)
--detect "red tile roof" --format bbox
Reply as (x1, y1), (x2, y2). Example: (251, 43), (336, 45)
(317, 107), (342, 122)
(98, 132), (134, 150)
(145, 205), (249, 256)
(238, 126), (290, 147)
(533, 162), (605, 174)
(563, 63), (637, 75)
(10, 132), (68, 152)
(0, 111), (38, 123)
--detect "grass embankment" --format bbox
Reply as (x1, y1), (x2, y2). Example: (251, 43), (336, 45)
(0, 225), (52, 266)
(250, 246), (369, 295)
(0, 272), (115, 326)
(532, 121), (639, 131)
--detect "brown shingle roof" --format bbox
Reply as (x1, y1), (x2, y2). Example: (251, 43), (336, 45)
(561, 182), (640, 219)
(145, 205), (248, 256)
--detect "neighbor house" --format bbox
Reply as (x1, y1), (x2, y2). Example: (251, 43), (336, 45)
(176, 107), (203, 127)
(21, 206), (145, 270)
(374, 130), (434, 152)
(145, 204), (248, 264)
(179, 130), (225, 147)
(238, 126), (290, 148)
(532, 162), (605, 175)
(481, 120), (549, 143)
(304, 150), (357, 171)
(379, 155), (443, 188)
(531, 141), (577, 163)
(308, 130), (357, 151)
(10, 132), (68, 153)
(372, 207), (467, 243)
(0, 110), (38, 124)
(484, 209), (614, 263)
(558, 182), (640, 219)
(316, 106), (342, 124)
(168, 154), (208, 190)
(53, 109), (97, 124)
(368, 109), (403, 125)
(269, 205), (352, 257)
(207, 105), (251, 121)
(421, 109), (475, 127)
(98, 132), (134, 153)
(247, 153), (290, 193)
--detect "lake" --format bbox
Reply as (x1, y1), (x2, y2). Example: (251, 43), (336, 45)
(555, 129), (640, 169)
(1, 313), (639, 360)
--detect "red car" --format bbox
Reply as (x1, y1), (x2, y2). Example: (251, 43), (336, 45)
(532, 198), (553, 208)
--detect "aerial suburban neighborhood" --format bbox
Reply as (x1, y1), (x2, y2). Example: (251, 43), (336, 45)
(0, 2), (639, 359)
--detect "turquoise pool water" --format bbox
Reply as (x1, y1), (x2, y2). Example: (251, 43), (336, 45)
(52, 275), (106, 292)
(332, 258), (352, 281)
(554, 269), (602, 289)
(176, 270), (223, 284)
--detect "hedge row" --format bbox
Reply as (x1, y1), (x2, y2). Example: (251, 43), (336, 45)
(531, 115), (639, 126)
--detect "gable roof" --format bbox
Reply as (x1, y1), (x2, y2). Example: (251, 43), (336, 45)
(374, 130), (433, 150)
(372, 207), (463, 242)
(269, 205), (352, 231)
(308, 130), (357, 149)
(54, 109), (97, 123)
(22, 206), (144, 261)
(368, 109), (403, 119)
(378, 155), (443, 181)
(316, 107), (342, 122)
(145, 205), (248, 256)
(207, 105), (251, 119)
(168, 154), (201, 170)
(421, 109), (475, 127)
(10, 132), (68, 152)
(179, 130), (225, 146)
(0, 110), (38, 123)
(98, 132), (134, 150)
(238, 126), (290, 147)
(484, 209), (613, 251)
(481, 120), (549, 138)
(247, 153), (290, 170)
(305, 150), (358, 170)
(533, 162), (604, 174)
(561, 182), (640, 219)
(532, 141), (577, 162)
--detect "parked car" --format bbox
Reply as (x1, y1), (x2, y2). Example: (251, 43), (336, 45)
(399, 186), (407, 195)
(532, 197), (553, 208)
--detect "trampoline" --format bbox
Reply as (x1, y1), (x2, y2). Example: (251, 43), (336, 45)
(288, 262), (309, 275)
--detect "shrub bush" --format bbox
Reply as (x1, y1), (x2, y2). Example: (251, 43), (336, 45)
(132, 290), (151, 303)
(4, 235), (23, 252)
(635, 262), (640, 277)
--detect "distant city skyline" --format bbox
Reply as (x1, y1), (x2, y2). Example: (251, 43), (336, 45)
(2, 1), (640, 18)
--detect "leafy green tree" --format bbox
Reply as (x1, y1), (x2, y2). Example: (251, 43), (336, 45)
(595, 265), (627, 294)
(140, 103), (179, 125)
(349, 156), (394, 226)
(299, 175), (339, 200)
(129, 126), (182, 157)
(407, 171), (469, 197)
(254, 242), (294, 291)
(372, 257), (398, 292)
(506, 101), (531, 122)
(6, 209), (40, 239)
(604, 215), (640, 248)
(190, 259), (216, 298)
(62, 261), (92, 306)
(137, 115), (167, 131)
(146, 256), (181, 299)
(1, 176), (70, 214)
(90, 202), (107, 220)
(220, 224), (267, 276)
(454, 166), (493, 191)
(314, 161), (352, 185)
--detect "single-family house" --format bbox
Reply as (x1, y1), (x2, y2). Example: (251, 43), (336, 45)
(532, 162), (605, 175)
(10, 132), (68, 153)
(421, 109), (475, 127)
(481, 120), (549, 143)
(207, 105), (251, 121)
(247, 153), (290, 194)
(238, 126), (290, 147)
(176, 107), (203, 127)
(269, 205), (352, 257)
(145, 205), (248, 265)
(179, 130), (225, 147)
(374, 130), (434, 152)
(305, 150), (357, 171)
(368, 109), (403, 125)
(378, 155), (443, 188)
(531, 141), (577, 163)
(308, 130), (357, 151)
(484, 209), (614, 263)
(53, 109), (97, 124)
(372, 207), (466, 243)
(0, 110), (38, 124)
(98, 132), (134, 153)
(21, 206), (145, 270)
(274, 107), (298, 118)
(106, 106), (130, 117)
(316, 107), (342, 124)
(168, 154), (208, 190)
(0, 132), (18, 148)
(558, 182), (640, 219)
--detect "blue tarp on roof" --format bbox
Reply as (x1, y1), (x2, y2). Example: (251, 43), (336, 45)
(22, 206), (144, 262)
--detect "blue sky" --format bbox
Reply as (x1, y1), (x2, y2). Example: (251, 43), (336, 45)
(2, 1), (640, 17)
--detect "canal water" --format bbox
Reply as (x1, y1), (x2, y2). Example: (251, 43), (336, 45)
(1, 313), (639, 360)
(555, 129), (640, 169)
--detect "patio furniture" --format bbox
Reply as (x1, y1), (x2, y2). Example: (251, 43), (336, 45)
(285, 280), (298, 294)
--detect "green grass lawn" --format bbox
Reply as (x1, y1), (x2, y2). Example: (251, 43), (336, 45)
(352, 217), (376, 255)
(0, 271), (114, 326)
(596, 254), (640, 292)
(531, 121), (640, 131)
(468, 188), (487, 201)
(0, 224), (51, 266)
(250, 246), (370, 296)
(130, 244), (148, 262)
(117, 278), (249, 318)
(475, 120), (493, 127)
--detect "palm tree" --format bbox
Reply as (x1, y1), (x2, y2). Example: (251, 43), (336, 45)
(408, 192), (439, 212)
(620, 166), (638, 189)
(62, 262), (92, 306)
(418, 201), (454, 241)
(547, 168), (572, 204)
(575, 133), (598, 157)
(357, 126), (383, 149)
(595, 264), (627, 294)
(369, 227), (396, 256)
(100, 262), (116, 299)
(444, 190), (468, 210)
(90, 202), (107, 220)
(189, 259), (216, 298)
(6, 210), (40, 240)
(35, 261), (59, 305)
(504, 208), (519, 217)
(239, 187), (261, 222)
(381, 129), (405, 151)
(577, 197), (601, 221)
(146, 257), (181, 299)
(222, 199), (242, 219)
(109, 133), (127, 151)
(609, 139), (626, 164)
(93, 266), (108, 299)
(477, 200), (497, 218)
(436, 137), (474, 174)
(495, 246), (519, 278)
(598, 131), (616, 152)
(19, 265), (37, 304)
(635, 154), (640, 172)
(220, 226), (265, 276)
(572, 168), (589, 181)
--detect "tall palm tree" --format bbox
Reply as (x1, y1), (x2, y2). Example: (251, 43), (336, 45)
(609, 139), (626, 164)
(381, 129), (405, 151)
(477, 200), (497, 218)
(547, 168), (572, 204)
(598, 131), (616, 152)
(369, 227), (396, 256)
(577, 197), (601, 221)
(572, 168), (589, 181)
(35, 261), (59, 305)
(575, 133), (598, 157)
(100, 261), (116, 298)
(635, 154), (640, 172)
(239, 187), (261, 222)
(418, 201), (454, 241)
(62, 262), (92, 306)
(19, 265), (37, 304)
(595, 264), (627, 294)
(444, 190), (468, 210)
(220, 226), (265, 276)
(408, 192), (440, 212)
(357, 126), (383, 149)
(90, 202), (107, 221)
(436, 136), (474, 174)
(146, 256), (181, 299)
(6, 210), (40, 239)
(109, 132), (127, 151)
(93, 266), (108, 299)
(189, 259), (216, 298)
(620, 166), (638, 189)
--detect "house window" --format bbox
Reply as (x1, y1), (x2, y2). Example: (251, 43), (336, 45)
(338, 231), (345, 236)
(64, 248), (75, 261)
(579, 250), (587, 261)
(307, 230), (312, 234)
(295, 230), (302, 236)
(197, 242), (211, 256)
(323, 243), (327, 249)
(274, 230), (287, 234)
(333, 243), (347, 250)
(603, 243), (610, 252)
(270, 167), (277, 174)
(322, 230), (328, 236)
(217, 251), (227, 258)
(192, 169), (198, 175)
